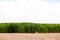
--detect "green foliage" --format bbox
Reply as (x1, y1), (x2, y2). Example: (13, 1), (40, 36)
(37, 24), (48, 33)
(0, 23), (60, 33)
(0, 23), (8, 33)
(17, 23), (26, 33)
(7, 23), (18, 33)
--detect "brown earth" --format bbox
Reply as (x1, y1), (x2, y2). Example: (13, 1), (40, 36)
(0, 33), (60, 40)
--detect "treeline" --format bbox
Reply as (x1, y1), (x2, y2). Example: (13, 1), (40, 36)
(0, 23), (60, 33)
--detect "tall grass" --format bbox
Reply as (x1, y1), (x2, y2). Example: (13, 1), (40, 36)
(0, 23), (60, 33)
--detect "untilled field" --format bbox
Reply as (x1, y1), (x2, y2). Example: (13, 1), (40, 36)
(0, 33), (60, 40)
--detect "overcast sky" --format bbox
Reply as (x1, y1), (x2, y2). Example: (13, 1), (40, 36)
(0, 0), (60, 23)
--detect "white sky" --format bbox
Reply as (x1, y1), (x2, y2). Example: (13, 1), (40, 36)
(0, 0), (60, 23)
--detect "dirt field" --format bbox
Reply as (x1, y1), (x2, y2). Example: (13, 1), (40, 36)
(0, 33), (60, 40)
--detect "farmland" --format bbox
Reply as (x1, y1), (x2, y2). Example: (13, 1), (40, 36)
(0, 33), (60, 40)
(0, 22), (60, 33)
(0, 23), (60, 40)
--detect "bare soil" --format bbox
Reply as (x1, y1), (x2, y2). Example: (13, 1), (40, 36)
(0, 33), (60, 40)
